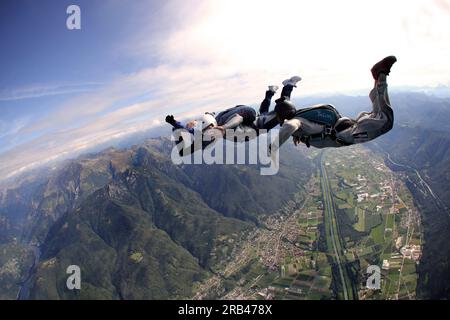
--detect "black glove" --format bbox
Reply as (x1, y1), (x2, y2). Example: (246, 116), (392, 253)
(165, 115), (176, 125)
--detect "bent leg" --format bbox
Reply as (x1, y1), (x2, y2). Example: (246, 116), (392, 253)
(276, 85), (294, 104)
(221, 113), (244, 130)
(348, 74), (394, 143)
(259, 90), (276, 114)
(370, 74), (392, 116)
(217, 106), (256, 128)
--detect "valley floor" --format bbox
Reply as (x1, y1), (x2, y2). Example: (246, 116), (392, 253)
(193, 145), (422, 300)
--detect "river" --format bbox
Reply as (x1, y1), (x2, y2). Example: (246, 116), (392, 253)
(385, 152), (449, 216)
(17, 245), (41, 300)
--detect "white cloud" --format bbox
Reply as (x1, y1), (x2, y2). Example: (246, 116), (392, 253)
(0, 82), (104, 101)
(1, 0), (450, 181)
(160, 0), (450, 90)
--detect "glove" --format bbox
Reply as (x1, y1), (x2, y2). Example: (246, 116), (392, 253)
(165, 115), (176, 125)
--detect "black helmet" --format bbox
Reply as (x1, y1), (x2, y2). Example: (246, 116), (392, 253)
(274, 99), (296, 122)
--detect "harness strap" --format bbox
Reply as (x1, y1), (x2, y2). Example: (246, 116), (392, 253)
(301, 125), (337, 147)
(311, 125), (336, 140)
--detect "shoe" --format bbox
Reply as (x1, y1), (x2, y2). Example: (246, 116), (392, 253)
(371, 56), (397, 80)
(268, 85), (279, 93)
(282, 76), (302, 87)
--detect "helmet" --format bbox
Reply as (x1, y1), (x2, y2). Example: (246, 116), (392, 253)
(274, 100), (296, 122)
(200, 113), (217, 131)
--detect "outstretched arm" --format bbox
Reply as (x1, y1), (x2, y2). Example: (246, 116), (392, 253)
(270, 118), (302, 154)
(165, 115), (194, 134)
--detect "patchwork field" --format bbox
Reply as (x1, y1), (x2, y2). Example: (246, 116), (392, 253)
(194, 145), (422, 300)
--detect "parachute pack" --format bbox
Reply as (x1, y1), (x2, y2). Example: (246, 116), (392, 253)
(294, 104), (342, 127)
(294, 104), (343, 147)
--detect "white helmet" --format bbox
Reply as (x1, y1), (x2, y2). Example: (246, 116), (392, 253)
(200, 113), (217, 131)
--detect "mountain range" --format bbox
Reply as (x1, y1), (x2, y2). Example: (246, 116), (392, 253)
(1, 91), (450, 299)
(0, 138), (312, 299)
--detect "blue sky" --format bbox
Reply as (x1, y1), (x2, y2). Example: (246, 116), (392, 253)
(1, 1), (130, 147)
(0, 0), (175, 176)
(0, 0), (449, 180)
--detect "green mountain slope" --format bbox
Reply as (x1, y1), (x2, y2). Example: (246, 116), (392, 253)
(0, 137), (313, 299)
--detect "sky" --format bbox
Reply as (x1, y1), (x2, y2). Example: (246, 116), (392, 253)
(0, 0), (449, 181)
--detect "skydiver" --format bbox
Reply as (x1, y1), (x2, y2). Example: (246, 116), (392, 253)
(270, 56), (397, 154)
(165, 76), (302, 155)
